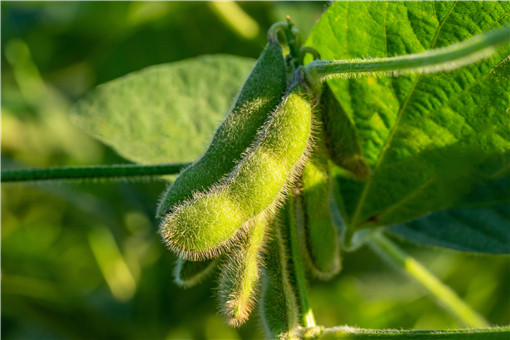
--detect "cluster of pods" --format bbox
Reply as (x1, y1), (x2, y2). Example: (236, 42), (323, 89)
(157, 23), (369, 339)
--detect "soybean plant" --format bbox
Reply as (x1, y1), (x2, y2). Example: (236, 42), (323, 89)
(4, 13), (509, 340)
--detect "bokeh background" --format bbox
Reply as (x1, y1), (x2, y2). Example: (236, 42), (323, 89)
(2, 2), (509, 339)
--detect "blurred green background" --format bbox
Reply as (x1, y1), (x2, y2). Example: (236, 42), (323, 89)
(2, 2), (509, 339)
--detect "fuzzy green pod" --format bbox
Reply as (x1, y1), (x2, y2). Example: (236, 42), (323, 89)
(156, 40), (287, 218)
(260, 211), (300, 340)
(217, 214), (267, 327)
(320, 84), (371, 179)
(297, 128), (342, 281)
(160, 83), (313, 260)
(173, 257), (221, 288)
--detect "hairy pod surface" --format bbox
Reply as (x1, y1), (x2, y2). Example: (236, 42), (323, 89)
(217, 214), (267, 327)
(156, 41), (287, 218)
(297, 128), (342, 280)
(320, 84), (371, 179)
(260, 211), (300, 340)
(173, 257), (221, 288)
(160, 84), (313, 260)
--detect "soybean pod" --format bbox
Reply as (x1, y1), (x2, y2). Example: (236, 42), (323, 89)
(320, 84), (371, 179)
(260, 210), (300, 340)
(173, 257), (221, 288)
(160, 81), (313, 260)
(285, 192), (316, 327)
(156, 34), (287, 218)
(217, 214), (267, 327)
(297, 126), (342, 280)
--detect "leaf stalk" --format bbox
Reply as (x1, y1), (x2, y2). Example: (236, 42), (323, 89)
(368, 232), (490, 328)
(2, 163), (189, 183)
(313, 325), (510, 339)
(305, 24), (510, 83)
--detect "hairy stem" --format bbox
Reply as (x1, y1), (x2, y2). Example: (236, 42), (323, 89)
(305, 24), (510, 83)
(314, 326), (510, 339)
(369, 232), (490, 328)
(2, 163), (189, 183)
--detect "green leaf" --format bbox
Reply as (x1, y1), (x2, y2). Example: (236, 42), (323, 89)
(387, 177), (510, 254)
(456, 176), (510, 209)
(70, 55), (255, 164)
(307, 2), (510, 233)
(387, 205), (510, 254)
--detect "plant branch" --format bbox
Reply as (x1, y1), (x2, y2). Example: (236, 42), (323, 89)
(368, 232), (490, 328)
(1, 163), (190, 183)
(312, 326), (510, 339)
(305, 24), (510, 83)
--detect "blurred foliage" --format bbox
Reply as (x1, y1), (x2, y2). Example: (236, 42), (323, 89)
(70, 55), (256, 165)
(1, 2), (508, 339)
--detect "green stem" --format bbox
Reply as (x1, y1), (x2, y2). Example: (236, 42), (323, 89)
(285, 17), (302, 69)
(268, 21), (287, 43)
(209, 1), (259, 40)
(2, 163), (189, 183)
(369, 232), (490, 328)
(305, 24), (510, 83)
(315, 326), (510, 339)
(300, 46), (321, 64)
(289, 196), (316, 328)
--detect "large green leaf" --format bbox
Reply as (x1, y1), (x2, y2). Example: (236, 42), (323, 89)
(70, 55), (255, 164)
(387, 177), (510, 253)
(388, 205), (510, 254)
(307, 2), (510, 235)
